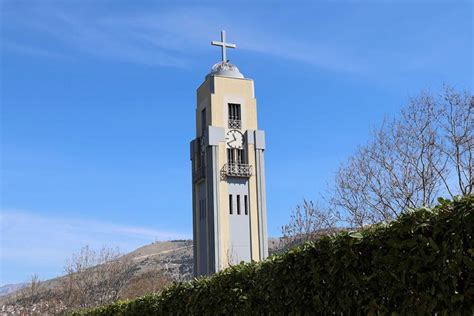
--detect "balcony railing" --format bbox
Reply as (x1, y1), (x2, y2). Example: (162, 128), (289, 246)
(228, 119), (241, 129)
(223, 163), (252, 178)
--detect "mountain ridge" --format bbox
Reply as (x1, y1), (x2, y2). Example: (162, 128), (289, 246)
(1, 238), (283, 304)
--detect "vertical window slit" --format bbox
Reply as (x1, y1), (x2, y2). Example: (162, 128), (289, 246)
(244, 195), (248, 215)
(201, 108), (206, 135)
(237, 195), (241, 215)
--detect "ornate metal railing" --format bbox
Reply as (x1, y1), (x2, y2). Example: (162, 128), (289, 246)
(193, 166), (205, 182)
(228, 119), (241, 129)
(223, 163), (252, 177)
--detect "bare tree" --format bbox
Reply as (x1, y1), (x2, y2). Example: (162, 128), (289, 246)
(4, 274), (65, 315)
(15, 274), (43, 306)
(436, 86), (473, 196)
(283, 87), (472, 232)
(331, 87), (473, 228)
(2, 245), (175, 314)
(281, 200), (337, 248)
(61, 245), (136, 310)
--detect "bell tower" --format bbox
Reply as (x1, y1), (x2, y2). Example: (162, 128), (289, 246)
(190, 31), (268, 276)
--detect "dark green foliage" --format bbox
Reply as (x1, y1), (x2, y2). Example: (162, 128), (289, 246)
(79, 196), (474, 315)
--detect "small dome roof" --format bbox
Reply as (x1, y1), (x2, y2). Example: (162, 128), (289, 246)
(207, 61), (244, 79)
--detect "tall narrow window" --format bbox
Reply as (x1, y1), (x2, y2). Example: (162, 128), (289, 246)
(237, 195), (241, 215)
(236, 149), (245, 164)
(228, 149), (245, 164)
(244, 195), (248, 215)
(229, 194), (233, 214)
(196, 148), (202, 169)
(227, 148), (235, 164)
(228, 103), (241, 129)
(201, 108), (207, 135)
(228, 103), (241, 120)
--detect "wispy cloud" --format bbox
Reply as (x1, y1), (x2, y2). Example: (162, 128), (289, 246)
(2, 2), (468, 76)
(2, 5), (188, 67)
(1, 3), (365, 72)
(103, 8), (364, 72)
(2, 41), (70, 60)
(0, 209), (188, 284)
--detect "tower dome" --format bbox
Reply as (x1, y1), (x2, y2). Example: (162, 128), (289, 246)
(207, 61), (244, 79)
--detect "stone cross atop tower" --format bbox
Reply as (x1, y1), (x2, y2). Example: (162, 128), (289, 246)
(211, 30), (236, 62)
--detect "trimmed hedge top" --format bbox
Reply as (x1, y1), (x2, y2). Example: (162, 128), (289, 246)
(81, 196), (473, 315)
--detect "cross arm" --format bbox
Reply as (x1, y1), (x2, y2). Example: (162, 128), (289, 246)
(211, 41), (236, 48)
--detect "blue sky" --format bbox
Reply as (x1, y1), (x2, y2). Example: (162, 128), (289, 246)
(1, 0), (472, 285)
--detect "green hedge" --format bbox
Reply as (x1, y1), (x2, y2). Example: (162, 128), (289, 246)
(81, 196), (473, 315)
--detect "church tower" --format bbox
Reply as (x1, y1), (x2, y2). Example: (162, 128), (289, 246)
(190, 31), (268, 276)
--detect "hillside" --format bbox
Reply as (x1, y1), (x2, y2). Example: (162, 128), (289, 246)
(123, 239), (194, 281)
(0, 240), (192, 303)
(0, 283), (27, 297)
(1, 237), (283, 314)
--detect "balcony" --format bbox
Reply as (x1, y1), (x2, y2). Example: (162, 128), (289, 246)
(222, 163), (252, 178)
(228, 119), (241, 129)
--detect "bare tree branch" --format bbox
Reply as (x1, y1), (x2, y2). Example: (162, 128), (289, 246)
(281, 200), (337, 247)
(330, 87), (472, 228)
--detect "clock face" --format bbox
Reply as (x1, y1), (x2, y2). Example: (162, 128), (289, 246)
(226, 130), (244, 149)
